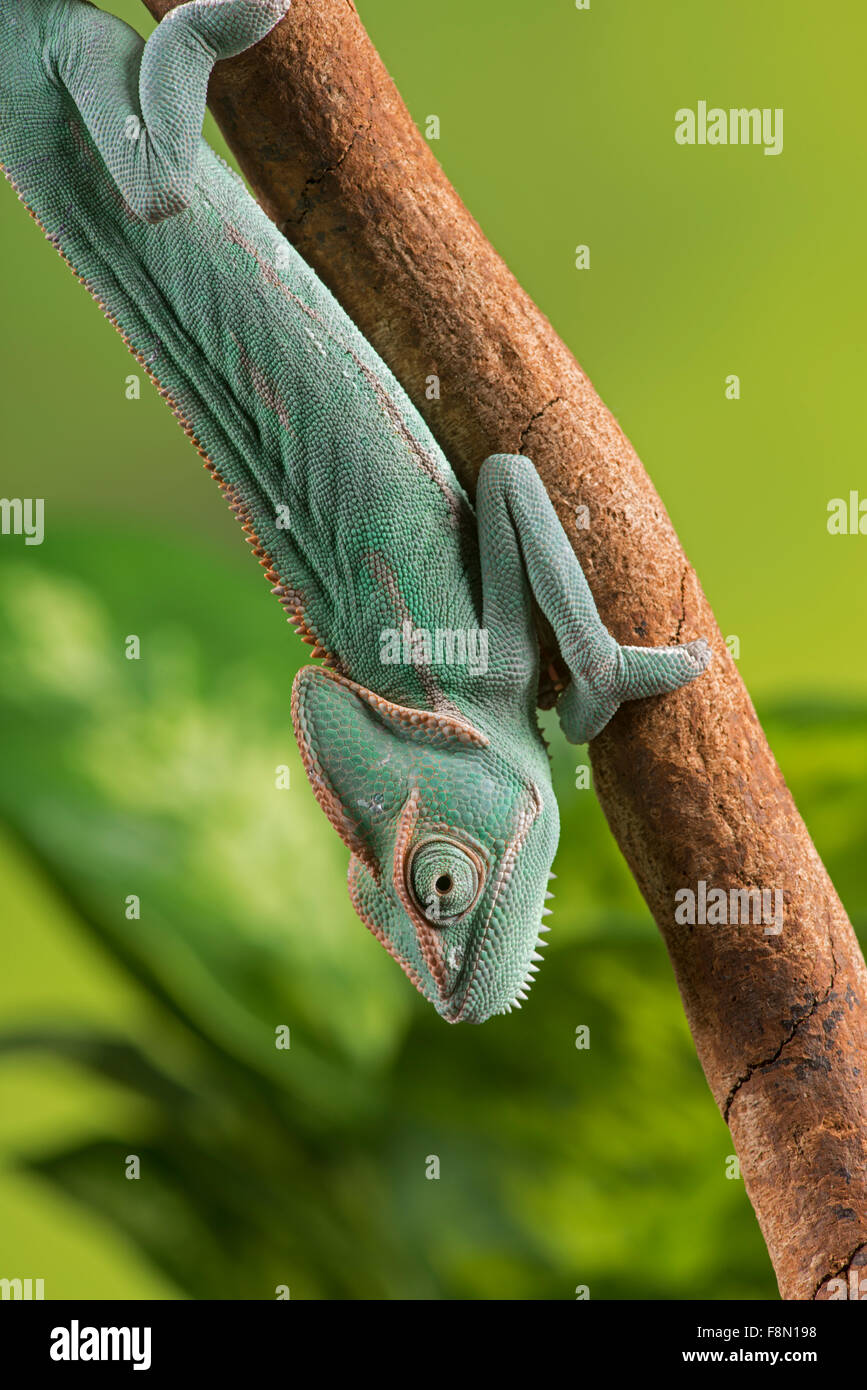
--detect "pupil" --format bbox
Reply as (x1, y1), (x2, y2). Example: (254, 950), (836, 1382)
(435, 874), (453, 895)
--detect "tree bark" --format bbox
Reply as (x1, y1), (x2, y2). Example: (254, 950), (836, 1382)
(141, 0), (867, 1300)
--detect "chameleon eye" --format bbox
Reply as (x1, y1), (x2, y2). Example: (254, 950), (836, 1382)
(408, 839), (483, 924)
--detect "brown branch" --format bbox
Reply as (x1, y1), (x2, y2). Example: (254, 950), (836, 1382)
(141, 0), (867, 1299)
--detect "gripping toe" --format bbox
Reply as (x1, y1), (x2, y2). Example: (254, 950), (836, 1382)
(619, 637), (712, 701)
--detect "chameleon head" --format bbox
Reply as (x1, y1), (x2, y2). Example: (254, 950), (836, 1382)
(291, 667), (559, 1022)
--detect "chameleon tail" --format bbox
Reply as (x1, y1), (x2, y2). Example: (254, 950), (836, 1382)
(53, 0), (291, 223)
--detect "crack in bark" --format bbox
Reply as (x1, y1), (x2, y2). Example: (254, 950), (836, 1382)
(518, 396), (561, 454)
(723, 948), (840, 1123)
(282, 103), (373, 229)
(673, 563), (689, 644)
(812, 1240), (867, 1300)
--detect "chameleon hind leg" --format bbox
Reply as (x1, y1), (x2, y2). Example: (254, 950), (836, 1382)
(52, 0), (290, 222)
(476, 454), (711, 743)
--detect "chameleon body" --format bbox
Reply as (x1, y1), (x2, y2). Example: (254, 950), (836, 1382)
(0, 0), (711, 1022)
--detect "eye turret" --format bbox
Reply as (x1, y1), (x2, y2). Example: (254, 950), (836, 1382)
(408, 839), (483, 923)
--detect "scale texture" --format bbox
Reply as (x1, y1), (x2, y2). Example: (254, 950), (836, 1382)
(0, 0), (710, 1021)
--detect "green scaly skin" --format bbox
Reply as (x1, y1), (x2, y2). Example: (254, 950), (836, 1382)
(0, 0), (711, 1022)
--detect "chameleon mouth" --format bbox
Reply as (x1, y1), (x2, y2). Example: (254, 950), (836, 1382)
(438, 859), (513, 1023)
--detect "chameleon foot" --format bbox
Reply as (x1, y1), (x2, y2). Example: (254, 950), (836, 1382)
(557, 638), (712, 743)
(618, 636), (712, 701)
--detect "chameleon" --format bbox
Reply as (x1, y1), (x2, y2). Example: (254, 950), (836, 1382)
(0, 0), (711, 1022)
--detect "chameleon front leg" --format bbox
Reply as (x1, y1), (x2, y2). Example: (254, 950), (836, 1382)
(52, 0), (290, 222)
(476, 454), (711, 743)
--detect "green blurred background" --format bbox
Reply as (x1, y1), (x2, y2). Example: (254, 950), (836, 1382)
(0, 0), (864, 1300)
